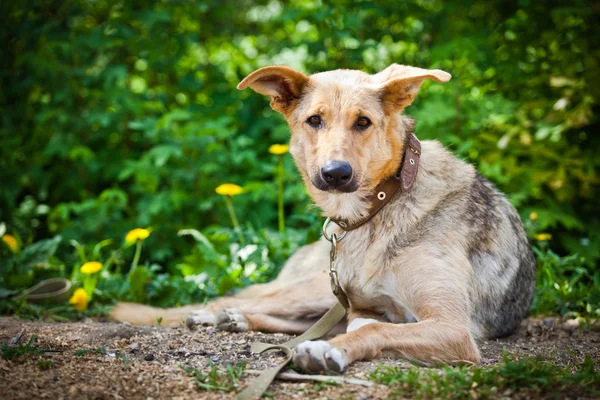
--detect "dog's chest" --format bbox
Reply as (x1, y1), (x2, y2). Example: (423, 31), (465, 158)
(336, 231), (400, 311)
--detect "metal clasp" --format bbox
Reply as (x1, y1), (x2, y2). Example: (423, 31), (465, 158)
(329, 233), (339, 294)
(323, 219), (350, 309)
(322, 217), (348, 242)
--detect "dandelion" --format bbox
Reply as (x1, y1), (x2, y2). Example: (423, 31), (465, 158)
(215, 183), (244, 197)
(529, 212), (538, 221)
(268, 144), (289, 155)
(125, 228), (151, 245)
(215, 183), (243, 230)
(125, 228), (151, 270)
(536, 233), (552, 241)
(69, 288), (88, 312)
(1, 234), (18, 253)
(269, 144), (289, 233)
(80, 261), (103, 274)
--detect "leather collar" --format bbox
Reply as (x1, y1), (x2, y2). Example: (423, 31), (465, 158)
(331, 133), (421, 231)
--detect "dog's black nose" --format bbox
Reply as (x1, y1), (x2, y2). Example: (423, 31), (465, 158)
(321, 160), (353, 188)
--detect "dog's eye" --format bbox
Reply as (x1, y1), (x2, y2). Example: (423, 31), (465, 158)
(356, 117), (372, 130)
(307, 115), (323, 128)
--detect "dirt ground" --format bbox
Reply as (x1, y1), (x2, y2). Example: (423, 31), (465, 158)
(0, 316), (598, 400)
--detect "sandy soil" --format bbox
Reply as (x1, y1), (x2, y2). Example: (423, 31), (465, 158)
(0, 316), (598, 399)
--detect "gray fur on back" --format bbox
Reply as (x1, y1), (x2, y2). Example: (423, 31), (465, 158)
(466, 174), (536, 338)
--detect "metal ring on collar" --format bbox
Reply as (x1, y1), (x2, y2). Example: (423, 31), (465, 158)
(322, 217), (348, 241)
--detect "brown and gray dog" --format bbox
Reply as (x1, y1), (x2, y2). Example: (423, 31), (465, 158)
(112, 64), (536, 372)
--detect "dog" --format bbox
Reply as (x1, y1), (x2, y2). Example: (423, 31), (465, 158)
(111, 64), (536, 372)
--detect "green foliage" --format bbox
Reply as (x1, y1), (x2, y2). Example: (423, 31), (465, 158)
(0, 1), (598, 316)
(1, 335), (43, 360)
(73, 348), (107, 357)
(370, 353), (600, 399)
(181, 361), (246, 392)
(532, 246), (600, 317)
(0, 234), (64, 289)
(36, 359), (56, 370)
(128, 266), (150, 303)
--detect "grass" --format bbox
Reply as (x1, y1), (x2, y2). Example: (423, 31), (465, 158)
(310, 380), (339, 392)
(181, 361), (246, 392)
(1, 334), (113, 363)
(73, 348), (107, 356)
(36, 359), (56, 369)
(370, 353), (600, 399)
(532, 247), (600, 318)
(119, 350), (129, 366)
(0, 335), (44, 360)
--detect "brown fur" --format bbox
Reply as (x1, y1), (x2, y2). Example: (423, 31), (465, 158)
(111, 64), (535, 372)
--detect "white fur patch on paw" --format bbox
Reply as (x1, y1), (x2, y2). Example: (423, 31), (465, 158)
(347, 318), (379, 333)
(215, 308), (248, 332)
(293, 340), (348, 373)
(324, 347), (346, 373)
(185, 309), (216, 330)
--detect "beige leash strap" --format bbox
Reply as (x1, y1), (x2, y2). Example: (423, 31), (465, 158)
(12, 278), (72, 303)
(236, 302), (346, 400)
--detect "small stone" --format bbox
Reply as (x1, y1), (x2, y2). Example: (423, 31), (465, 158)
(128, 343), (140, 353)
(564, 318), (580, 331)
(144, 353), (155, 361)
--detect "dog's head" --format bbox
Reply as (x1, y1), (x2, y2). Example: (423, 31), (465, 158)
(238, 64), (450, 221)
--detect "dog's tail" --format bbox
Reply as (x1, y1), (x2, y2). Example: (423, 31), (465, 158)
(110, 302), (201, 327)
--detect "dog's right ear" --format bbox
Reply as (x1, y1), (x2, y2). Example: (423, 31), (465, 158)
(237, 66), (309, 114)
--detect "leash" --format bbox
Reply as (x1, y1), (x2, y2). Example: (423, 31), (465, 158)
(236, 302), (346, 400)
(236, 219), (348, 400)
(0, 278), (72, 303)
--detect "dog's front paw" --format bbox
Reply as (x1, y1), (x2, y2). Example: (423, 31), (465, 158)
(185, 309), (216, 330)
(292, 340), (348, 373)
(215, 308), (249, 332)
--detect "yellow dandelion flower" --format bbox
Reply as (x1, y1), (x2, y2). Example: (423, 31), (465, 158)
(2, 234), (18, 253)
(535, 233), (552, 241)
(268, 144), (289, 155)
(125, 228), (151, 244)
(80, 261), (103, 274)
(215, 183), (243, 196)
(69, 288), (88, 312)
(529, 212), (538, 221)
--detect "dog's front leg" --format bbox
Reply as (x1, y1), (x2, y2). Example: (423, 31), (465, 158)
(293, 317), (480, 373)
(293, 259), (481, 373)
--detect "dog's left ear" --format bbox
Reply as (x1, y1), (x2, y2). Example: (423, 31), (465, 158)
(376, 64), (451, 111)
(238, 66), (309, 114)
